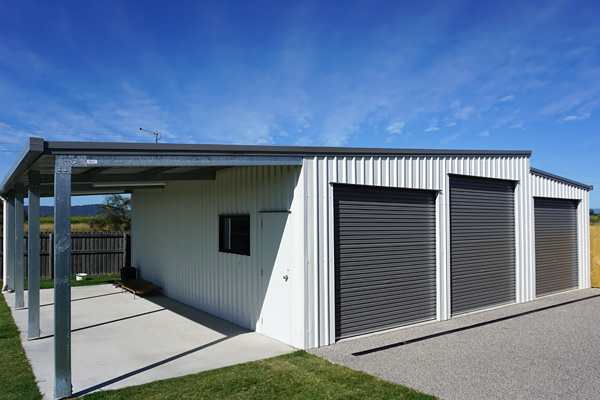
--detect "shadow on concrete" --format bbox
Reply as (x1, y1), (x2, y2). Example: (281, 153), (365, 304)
(353, 293), (600, 356)
(36, 308), (166, 340)
(144, 294), (248, 337)
(71, 335), (231, 397)
(71, 293), (245, 396)
(39, 291), (123, 308)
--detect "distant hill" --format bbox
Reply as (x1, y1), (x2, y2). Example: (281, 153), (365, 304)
(25, 204), (100, 217)
(593, 209), (600, 214)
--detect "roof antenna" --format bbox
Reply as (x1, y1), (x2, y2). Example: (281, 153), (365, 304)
(139, 128), (162, 144)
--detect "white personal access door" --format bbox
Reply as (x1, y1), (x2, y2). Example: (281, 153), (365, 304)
(259, 211), (293, 344)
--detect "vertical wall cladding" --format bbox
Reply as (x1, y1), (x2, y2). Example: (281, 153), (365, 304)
(530, 174), (591, 290)
(131, 165), (303, 344)
(304, 155), (531, 348)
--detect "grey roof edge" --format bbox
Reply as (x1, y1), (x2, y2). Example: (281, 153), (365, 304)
(0, 138), (534, 195)
(0, 137), (44, 196)
(530, 167), (593, 191)
(45, 140), (533, 158)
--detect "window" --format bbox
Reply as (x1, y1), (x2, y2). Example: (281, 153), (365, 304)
(219, 215), (250, 255)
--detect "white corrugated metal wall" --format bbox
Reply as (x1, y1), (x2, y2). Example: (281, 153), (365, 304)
(530, 173), (591, 293)
(302, 155), (590, 348)
(130, 154), (591, 351)
(131, 165), (306, 348)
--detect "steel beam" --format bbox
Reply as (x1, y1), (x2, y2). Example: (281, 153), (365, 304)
(2, 193), (15, 292)
(28, 171), (41, 339)
(40, 170), (217, 184)
(14, 185), (25, 309)
(63, 154), (303, 168)
(54, 156), (72, 399)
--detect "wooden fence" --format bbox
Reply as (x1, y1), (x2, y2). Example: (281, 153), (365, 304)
(592, 225), (600, 287)
(0, 232), (130, 279)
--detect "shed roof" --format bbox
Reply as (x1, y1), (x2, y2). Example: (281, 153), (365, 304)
(0, 137), (546, 197)
(530, 167), (593, 191)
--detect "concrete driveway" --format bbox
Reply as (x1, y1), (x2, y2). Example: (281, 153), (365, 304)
(311, 288), (600, 400)
(5, 285), (293, 399)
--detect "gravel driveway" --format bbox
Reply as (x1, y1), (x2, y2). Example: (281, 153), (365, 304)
(310, 288), (600, 400)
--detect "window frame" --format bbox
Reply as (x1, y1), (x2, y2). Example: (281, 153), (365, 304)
(218, 214), (251, 256)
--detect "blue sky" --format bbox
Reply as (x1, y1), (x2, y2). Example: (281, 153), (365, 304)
(1, 0), (599, 206)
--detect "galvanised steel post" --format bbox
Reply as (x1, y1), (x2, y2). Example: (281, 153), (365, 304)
(28, 171), (41, 339)
(2, 191), (15, 292)
(54, 156), (72, 399)
(14, 184), (25, 309)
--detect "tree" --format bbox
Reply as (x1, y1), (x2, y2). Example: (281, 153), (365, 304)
(89, 194), (131, 232)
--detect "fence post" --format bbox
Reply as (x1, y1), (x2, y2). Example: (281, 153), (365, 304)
(126, 232), (131, 267)
(49, 233), (54, 280)
(122, 232), (126, 269)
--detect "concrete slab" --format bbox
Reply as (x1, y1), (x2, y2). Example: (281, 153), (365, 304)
(5, 284), (294, 399)
(310, 288), (600, 400)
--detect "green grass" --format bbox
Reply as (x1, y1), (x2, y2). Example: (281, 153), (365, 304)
(3, 275), (436, 400)
(77, 350), (435, 400)
(0, 295), (42, 400)
(24, 274), (120, 290)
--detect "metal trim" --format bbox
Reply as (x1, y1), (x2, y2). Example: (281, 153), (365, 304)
(0, 137), (44, 195)
(45, 140), (533, 157)
(1, 138), (536, 196)
(530, 167), (593, 191)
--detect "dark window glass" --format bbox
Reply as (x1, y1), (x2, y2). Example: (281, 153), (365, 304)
(219, 215), (250, 255)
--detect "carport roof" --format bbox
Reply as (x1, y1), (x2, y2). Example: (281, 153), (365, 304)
(1, 137), (537, 197)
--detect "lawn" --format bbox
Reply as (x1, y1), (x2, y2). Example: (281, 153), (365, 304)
(2, 277), (436, 400)
(0, 295), (42, 400)
(77, 350), (436, 400)
(24, 274), (120, 290)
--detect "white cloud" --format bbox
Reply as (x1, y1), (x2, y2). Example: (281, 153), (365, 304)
(385, 121), (406, 143)
(450, 101), (475, 121)
(509, 121), (524, 129)
(424, 118), (439, 132)
(385, 121), (406, 134)
(498, 95), (515, 102)
(440, 132), (461, 144)
(478, 130), (490, 137)
(563, 113), (590, 122)
(540, 90), (595, 116)
(445, 121), (457, 127)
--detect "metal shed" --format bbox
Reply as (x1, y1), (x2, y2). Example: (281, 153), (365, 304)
(1, 138), (593, 399)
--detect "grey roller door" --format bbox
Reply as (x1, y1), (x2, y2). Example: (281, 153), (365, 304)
(334, 184), (436, 340)
(450, 175), (516, 315)
(535, 198), (578, 297)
